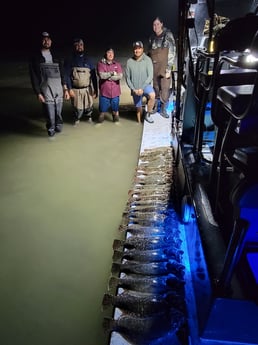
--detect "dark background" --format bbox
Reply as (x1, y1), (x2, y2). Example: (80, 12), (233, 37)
(3, 0), (258, 59)
(3, 0), (179, 58)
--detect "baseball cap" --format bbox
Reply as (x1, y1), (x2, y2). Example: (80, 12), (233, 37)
(73, 38), (84, 45)
(42, 32), (50, 38)
(133, 41), (143, 48)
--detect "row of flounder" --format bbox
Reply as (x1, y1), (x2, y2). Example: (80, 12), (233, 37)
(102, 147), (188, 345)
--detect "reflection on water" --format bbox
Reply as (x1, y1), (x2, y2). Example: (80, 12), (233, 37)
(0, 59), (142, 345)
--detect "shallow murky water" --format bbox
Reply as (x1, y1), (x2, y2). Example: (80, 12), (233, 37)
(0, 59), (142, 345)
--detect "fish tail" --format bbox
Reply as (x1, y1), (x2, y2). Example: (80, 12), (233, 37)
(108, 276), (118, 290)
(102, 293), (113, 309)
(112, 239), (124, 250)
(118, 224), (126, 232)
(111, 262), (121, 275)
(102, 317), (115, 333)
(112, 250), (123, 261)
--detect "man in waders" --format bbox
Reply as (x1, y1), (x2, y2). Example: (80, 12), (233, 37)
(64, 38), (98, 126)
(29, 32), (69, 137)
(148, 16), (176, 118)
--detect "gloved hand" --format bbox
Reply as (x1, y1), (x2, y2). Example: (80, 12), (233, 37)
(165, 69), (171, 79)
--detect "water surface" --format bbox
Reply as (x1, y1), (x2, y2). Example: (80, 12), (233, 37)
(0, 57), (143, 345)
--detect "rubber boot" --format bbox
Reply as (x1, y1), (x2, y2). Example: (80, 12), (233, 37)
(144, 111), (154, 123)
(160, 102), (169, 118)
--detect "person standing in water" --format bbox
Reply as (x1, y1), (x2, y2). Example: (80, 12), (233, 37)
(29, 32), (69, 137)
(64, 38), (98, 125)
(97, 48), (123, 123)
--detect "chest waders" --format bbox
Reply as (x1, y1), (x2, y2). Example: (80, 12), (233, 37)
(40, 63), (64, 136)
(149, 47), (171, 105)
(71, 67), (94, 121)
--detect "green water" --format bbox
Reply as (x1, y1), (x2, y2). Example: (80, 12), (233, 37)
(0, 61), (142, 345)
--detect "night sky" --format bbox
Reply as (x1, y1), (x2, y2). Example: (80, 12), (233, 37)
(3, 0), (178, 57)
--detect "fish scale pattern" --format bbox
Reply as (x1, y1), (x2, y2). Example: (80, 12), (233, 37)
(102, 147), (189, 345)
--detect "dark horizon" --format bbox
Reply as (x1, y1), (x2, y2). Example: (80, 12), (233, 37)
(2, 0), (178, 59)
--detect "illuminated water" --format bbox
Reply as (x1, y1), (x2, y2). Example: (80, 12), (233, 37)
(0, 59), (142, 345)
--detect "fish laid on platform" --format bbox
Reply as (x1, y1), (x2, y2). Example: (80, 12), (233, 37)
(128, 192), (170, 202)
(113, 236), (182, 251)
(126, 199), (169, 210)
(108, 273), (185, 294)
(130, 180), (172, 189)
(128, 190), (171, 201)
(120, 215), (169, 228)
(134, 169), (173, 179)
(134, 170), (172, 177)
(138, 152), (173, 160)
(133, 176), (173, 185)
(119, 224), (169, 237)
(111, 260), (185, 278)
(123, 210), (168, 220)
(102, 290), (186, 315)
(126, 228), (181, 239)
(139, 147), (173, 156)
(123, 204), (168, 214)
(138, 162), (173, 170)
(112, 247), (184, 263)
(125, 213), (180, 228)
(130, 183), (171, 191)
(103, 308), (185, 345)
(138, 153), (173, 162)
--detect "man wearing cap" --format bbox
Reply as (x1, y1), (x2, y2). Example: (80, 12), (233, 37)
(29, 32), (69, 137)
(64, 38), (98, 125)
(125, 41), (155, 123)
(97, 48), (123, 123)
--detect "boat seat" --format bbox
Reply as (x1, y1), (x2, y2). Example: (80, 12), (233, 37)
(209, 78), (257, 195)
(211, 78), (258, 217)
(216, 84), (258, 154)
(199, 68), (256, 92)
(193, 64), (257, 152)
(208, 24), (258, 208)
(194, 61), (257, 156)
(216, 84), (254, 121)
(192, 12), (258, 156)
